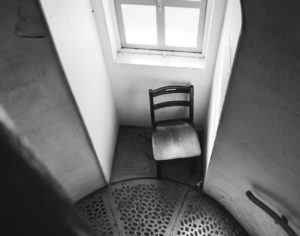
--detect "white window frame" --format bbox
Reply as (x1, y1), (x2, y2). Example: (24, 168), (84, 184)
(114, 0), (208, 53)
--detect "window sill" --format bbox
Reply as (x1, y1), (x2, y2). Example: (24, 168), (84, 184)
(115, 49), (206, 69)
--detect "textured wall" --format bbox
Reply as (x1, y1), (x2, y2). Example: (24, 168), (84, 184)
(204, 0), (300, 235)
(0, 0), (106, 202)
(39, 0), (119, 182)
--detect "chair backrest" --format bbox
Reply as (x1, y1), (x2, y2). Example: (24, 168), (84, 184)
(149, 85), (194, 127)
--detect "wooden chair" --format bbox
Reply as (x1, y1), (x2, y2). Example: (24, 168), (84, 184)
(149, 85), (201, 178)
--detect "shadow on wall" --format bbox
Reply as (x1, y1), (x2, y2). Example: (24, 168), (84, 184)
(1, 0), (107, 201)
(15, 0), (47, 38)
(0, 106), (94, 235)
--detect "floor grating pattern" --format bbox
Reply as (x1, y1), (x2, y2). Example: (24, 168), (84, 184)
(173, 189), (245, 236)
(76, 179), (248, 236)
(77, 189), (118, 235)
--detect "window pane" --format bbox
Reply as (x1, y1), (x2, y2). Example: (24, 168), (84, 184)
(121, 4), (157, 45)
(165, 7), (200, 48)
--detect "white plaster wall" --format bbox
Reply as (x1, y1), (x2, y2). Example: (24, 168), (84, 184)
(204, 0), (300, 234)
(0, 0), (108, 202)
(39, 0), (119, 182)
(90, 0), (228, 128)
(205, 0), (242, 171)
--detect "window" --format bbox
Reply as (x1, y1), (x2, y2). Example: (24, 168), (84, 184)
(114, 0), (208, 53)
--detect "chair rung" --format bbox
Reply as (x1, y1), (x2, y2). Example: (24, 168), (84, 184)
(154, 101), (190, 110)
(150, 86), (191, 96)
(155, 118), (190, 126)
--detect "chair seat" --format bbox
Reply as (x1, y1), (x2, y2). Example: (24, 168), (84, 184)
(152, 122), (201, 161)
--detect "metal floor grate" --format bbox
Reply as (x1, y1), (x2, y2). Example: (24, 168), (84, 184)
(76, 179), (248, 236)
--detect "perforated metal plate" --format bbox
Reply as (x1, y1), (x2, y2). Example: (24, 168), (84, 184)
(76, 189), (118, 236)
(172, 190), (247, 236)
(109, 180), (188, 236)
(76, 179), (248, 236)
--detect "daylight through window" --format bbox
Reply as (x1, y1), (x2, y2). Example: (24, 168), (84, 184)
(114, 0), (208, 53)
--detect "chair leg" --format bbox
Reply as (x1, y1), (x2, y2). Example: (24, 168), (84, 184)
(156, 161), (162, 179)
(190, 156), (198, 174)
